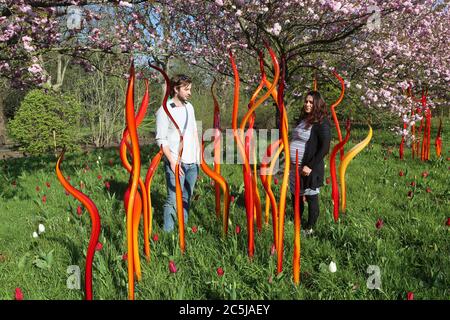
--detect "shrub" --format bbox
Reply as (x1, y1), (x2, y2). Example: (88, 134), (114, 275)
(8, 89), (82, 155)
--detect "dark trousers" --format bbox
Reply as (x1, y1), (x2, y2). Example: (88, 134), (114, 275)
(291, 193), (320, 230)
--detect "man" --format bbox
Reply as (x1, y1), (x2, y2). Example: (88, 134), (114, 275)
(155, 74), (200, 232)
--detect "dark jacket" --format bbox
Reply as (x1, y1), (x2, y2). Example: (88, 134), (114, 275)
(298, 118), (331, 190)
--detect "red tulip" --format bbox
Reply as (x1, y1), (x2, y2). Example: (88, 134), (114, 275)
(274, 177), (279, 185)
(97, 175), (102, 180)
(383, 157), (387, 160)
(410, 181), (416, 187)
(35, 186), (40, 192)
(446, 218), (450, 226)
(231, 196), (235, 202)
(152, 234), (159, 241)
(46, 182), (50, 188)
(217, 267), (224, 277)
(191, 226), (198, 233)
(77, 206), (82, 216)
(446, 157), (450, 161)
(14, 288), (23, 300)
(42, 195), (47, 204)
(122, 253), (128, 261)
(399, 170), (404, 177)
(235, 224), (241, 234)
(375, 218), (384, 230)
(426, 187), (431, 193)
(169, 260), (177, 273)
(421, 171), (429, 178)
(95, 242), (103, 251)
(105, 181), (111, 190)
(325, 177), (331, 185)
(407, 292), (414, 300)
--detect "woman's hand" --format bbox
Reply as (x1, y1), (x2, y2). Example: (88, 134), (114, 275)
(302, 165), (312, 176)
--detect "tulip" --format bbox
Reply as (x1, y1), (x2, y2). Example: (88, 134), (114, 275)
(32, 231), (39, 238)
(421, 171), (428, 178)
(407, 292), (414, 300)
(122, 253), (128, 261)
(231, 196), (235, 202)
(274, 177), (279, 185)
(270, 243), (276, 256)
(46, 182), (50, 188)
(109, 159), (113, 166)
(446, 218), (450, 227)
(104, 181), (110, 190)
(152, 234), (159, 242)
(399, 170), (404, 177)
(77, 206), (83, 216)
(38, 224), (45, 234)
(65, 190), (70, 196)
(169, 260), (177, 273)
(36, 186), (40, 192)
(97, 175), (102, 180)
(15, 288), (23, 300)
(95, 242), (103, 251)
(375, 218), (384, 230)
(325, 177), (331, 185)
(235, 224), (241, 234)
(410, 181), (416, 187)
(426, 187), (431, 193)
(42, 195), (47, 204)
(328, 261), (337, 273)
(191, 226), (198, 233)
(217, 267), (224, 277)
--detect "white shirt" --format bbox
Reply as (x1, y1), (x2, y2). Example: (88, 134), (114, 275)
(155, 98), (200, 164)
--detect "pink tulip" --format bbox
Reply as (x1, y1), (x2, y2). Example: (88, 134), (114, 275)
(407, 292), (414, 300)
(235, 224), (241, 234)
(105, 181), (111, 190)
(15, 288), (23, 300)
(169, 260), (177, 273)
(152, 234), (159, 241)
(95, 242), (103, 251)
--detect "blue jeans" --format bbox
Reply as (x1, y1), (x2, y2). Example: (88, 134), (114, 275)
(162, 159), (199, 232)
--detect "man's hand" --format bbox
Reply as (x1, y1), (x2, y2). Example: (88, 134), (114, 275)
(170, 161), (185, 176)
(302, 165), (312, 176)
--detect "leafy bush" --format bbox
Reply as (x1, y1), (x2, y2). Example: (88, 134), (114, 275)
(8, 89), (82, 155)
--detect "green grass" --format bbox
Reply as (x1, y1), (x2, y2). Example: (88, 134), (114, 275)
(0, 121), (449, 300)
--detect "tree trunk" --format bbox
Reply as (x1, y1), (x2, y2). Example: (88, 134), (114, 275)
(0, 96), (7, 145)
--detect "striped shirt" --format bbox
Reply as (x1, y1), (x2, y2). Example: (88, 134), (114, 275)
(289, 120), (319, 195)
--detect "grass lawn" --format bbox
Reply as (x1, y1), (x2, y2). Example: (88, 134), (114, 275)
(0, 121), (449, 300)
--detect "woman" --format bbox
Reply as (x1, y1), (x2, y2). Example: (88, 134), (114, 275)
(290, 91), (331, 235)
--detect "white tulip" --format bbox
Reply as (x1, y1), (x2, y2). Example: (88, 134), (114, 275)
(38, 224), (45, 234)
(329, 261), (337, 273)
(32, 231), (39, 238)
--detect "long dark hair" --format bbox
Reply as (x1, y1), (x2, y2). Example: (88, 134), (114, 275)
(298, 90), (328, 126)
